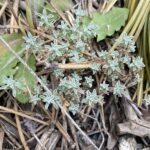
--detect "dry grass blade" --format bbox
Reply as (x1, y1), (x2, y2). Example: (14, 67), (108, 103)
(10, 0), (20, 33)
(0, 106), (48, 126)
(50, 60), (105, 69)
(104, 0), (117, 13)
(134, 4), (150, 40)
(0, 113), (29, 138)
(0, 0), (8, 18)
(129, 1), (150, 36)
(0, 128), (4, 149)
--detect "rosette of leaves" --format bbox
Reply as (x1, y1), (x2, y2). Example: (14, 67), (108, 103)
(83, 89), (104, 106)
(58, 73), (82, 100)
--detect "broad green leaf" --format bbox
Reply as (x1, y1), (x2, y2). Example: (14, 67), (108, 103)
(83, 7), (129, 41)
(0, 33), (23, 84)
(15, 54), (36, 103)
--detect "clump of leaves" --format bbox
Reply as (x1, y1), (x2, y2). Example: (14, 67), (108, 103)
(83, 89), (104, 106)
(23, 32), (43, 54)
(0, 6), (145, 115)
(41, 90), (60, 109)
(0, 76), (25, 97)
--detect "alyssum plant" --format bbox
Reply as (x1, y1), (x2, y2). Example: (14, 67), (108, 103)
(0, 7), (146, 114)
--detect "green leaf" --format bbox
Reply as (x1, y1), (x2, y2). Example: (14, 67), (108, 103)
(14, 54), (36, 103)
(0, 33), (23, 84)
(83, 7), (129, 41)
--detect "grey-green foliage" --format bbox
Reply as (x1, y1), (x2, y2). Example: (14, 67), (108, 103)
(90, 63), (101, 74)
(119, 33), (136, 52)
(113, 81), (126, 96)
(129, 56), (145, 71)
(69, 51), (85, 63)
(59, 73), (81, 90)
(14, 7), (145, 114)
(100, 81), (109, 92)
(30, 86), (41, 105)
(23, 32), (43, 54)
(37, 9), (55, 27)
(121, 55), (131, 65)
(53, 69), (64, 77)
(29, 84), (61, 109)
(68, 102), (80, 115)
(0, 76), (25, 97)
(85, 76), (94, 88)
(103, 59), (120, 74)
(45, 40), (68, 60)
(83, 89), (104, 106)
(144, 95), (150, 106)
(97, 50), (108, 59)
(40, 90), (60, 109)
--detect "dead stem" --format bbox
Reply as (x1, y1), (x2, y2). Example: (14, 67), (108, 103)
(56, 61), (104, 69)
